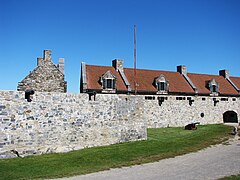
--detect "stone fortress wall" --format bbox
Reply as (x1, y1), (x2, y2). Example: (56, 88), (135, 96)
(0, 91), (146, 158)
(0, 90), (239, 158)
(144, 95), (239, 127)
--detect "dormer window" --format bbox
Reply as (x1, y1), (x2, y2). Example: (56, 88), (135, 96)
(155, 74), (169, 94)
(212, 85), (217, 93)
(208, 78), (219, 96)
(101, 70), (116, 93)
(103, 78), (116, 89)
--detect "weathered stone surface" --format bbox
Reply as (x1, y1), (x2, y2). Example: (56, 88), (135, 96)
(144, 95), (240, 127)
(17, 50), (67, 93)
(0, 90), (239, 158)
(0, 91), (147, 158)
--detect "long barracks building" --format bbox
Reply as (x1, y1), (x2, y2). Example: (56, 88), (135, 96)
(81, 59), (240, 97)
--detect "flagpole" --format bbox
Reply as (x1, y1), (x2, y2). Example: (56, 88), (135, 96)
(134, 25), (137, 95)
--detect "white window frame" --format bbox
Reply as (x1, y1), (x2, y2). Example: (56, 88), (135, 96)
(208, 78), (219, 96)
(101, 70), (116, 93)
(155, 74), (169, 94)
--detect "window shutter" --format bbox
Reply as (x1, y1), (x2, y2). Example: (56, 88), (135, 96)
(103, 79), (106, 89)
(164, 82), (167, 91)
(216, 85), (219, 93)
(210, 85), (213, 92)
(157, 82), (159, 90)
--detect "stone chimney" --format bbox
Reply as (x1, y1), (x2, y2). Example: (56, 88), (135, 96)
(44, 50), (52, 61)
(112, 59), (124, 71)
(177, 65), (198, 93)
(219, 69), (239, 93)
(219, 69), (229, 79)
(58, 58), (64, 74)
(177, 65), (187, 75)
(37, 57), (44, 66)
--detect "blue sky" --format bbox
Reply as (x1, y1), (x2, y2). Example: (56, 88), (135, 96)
(0, 0), (240, 93)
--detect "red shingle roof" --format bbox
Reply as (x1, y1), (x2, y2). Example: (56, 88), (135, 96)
(86, 65), (194, 94)
(86, 65), (127, 91)
(85, 64), (239, 96)
(187, 73), (239, 95)
(230, 76), (240, 90)
(124, 68), (194, 94)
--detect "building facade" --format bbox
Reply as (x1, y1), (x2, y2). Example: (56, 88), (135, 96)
(81, 59), (240, 97)
(17, 50), (67, 93)
(80, 59), (240, 125)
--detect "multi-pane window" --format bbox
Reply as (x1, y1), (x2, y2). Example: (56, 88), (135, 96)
(103, 78), (116, 89)
(157, 82), (166, 91)
(101, 71), (116, 93)
(208, 79), (219, 95)
(155, 74), (169, 94)
(212, 85), (217, 93)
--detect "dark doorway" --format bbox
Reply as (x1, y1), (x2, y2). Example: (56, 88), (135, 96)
(223, 111), (238, 123)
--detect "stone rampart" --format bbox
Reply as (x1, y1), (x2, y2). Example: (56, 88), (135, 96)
(144, 95), (239, 128)
(0, 91), (239, 158)
(0, 91), (146, 158)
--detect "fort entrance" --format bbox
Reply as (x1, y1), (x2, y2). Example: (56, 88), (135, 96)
(223, 111), (238, 123)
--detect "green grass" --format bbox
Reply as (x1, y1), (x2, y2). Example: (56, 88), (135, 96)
(0, 124), (233, 180)
(219, 174), (240, 180)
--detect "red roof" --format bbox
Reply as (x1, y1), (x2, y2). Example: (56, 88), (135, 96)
(85, 64), (239, 96)
(124, 68), (194, 94)
(86, 65), (194, 94)
(230, 76), (240, 90)
(86, 65), (127, 91)
(187, 73), (239, 95)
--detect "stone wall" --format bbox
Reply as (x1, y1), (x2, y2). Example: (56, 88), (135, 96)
(0, 91), (146, 158)
(0, 91), (239, 158)
(17, 50), (67, 93)
(144, 95), (239, 128)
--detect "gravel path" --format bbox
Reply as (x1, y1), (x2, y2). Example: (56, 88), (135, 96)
(53, 135), (240, 180)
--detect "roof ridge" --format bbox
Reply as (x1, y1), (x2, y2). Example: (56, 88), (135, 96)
(86, 64), (113, 68)
(187, 72), (222, 76)
(124, 67), (177, 73)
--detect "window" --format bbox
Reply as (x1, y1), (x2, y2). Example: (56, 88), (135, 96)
(103, 78), (116, 89)
(107, 79), (112, 88)
(212, 85), (217, 93)
(208, 79), (219, 95)
(157, 82), (165, 91)
(101, 71), (116, 93)
(155, 74), (169, 94)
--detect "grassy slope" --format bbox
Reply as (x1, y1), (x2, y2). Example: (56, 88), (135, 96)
(219, 175), (240, 180)
(0, 124), (233, 180)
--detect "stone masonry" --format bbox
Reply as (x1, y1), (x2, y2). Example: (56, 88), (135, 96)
(17, 50), (67, 93)
(144, 95), (239, 128)
(0, 91), (146, 158)
(0, 90), (239, 158)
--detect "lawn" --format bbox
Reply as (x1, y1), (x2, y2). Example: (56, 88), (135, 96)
(0, 124), (233, 180)
(219, 174), (240, 180)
